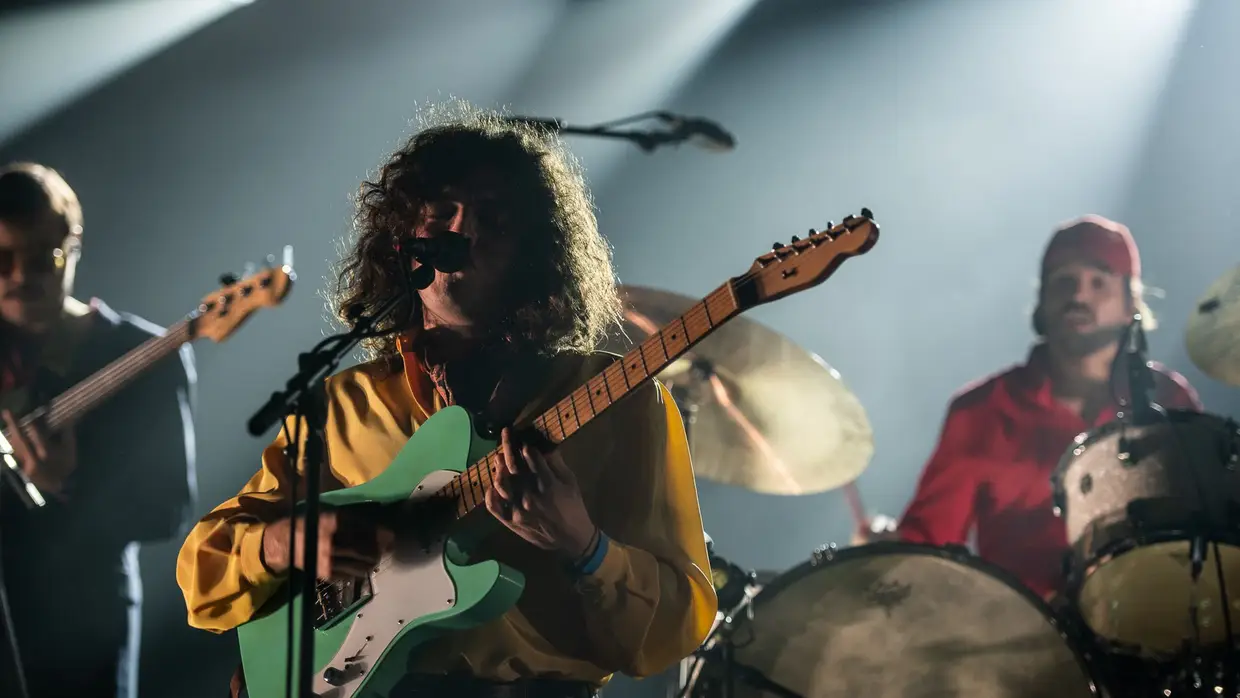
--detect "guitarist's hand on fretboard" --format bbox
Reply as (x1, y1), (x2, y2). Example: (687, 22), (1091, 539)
(485, 427), (599, 562)
(259, 510), (393, 581)
(2, 408), (76, 499)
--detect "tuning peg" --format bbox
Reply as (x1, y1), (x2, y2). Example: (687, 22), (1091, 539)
(242, 262), (257, 278)
(772, 242), (784, 250)
(219, 272), (239, 286)
(861, 207), (874, 219)
(790, 235), (801, 243)
(825, 221), (836, 229)
(264, 254), (277, 268)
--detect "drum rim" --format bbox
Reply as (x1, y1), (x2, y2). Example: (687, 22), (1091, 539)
(1066, 527), (1240, 595)
(733, 541), (1105, 695)
(1050, 409), (1237, 513)
(1065, 529), (1240, 660)
(749, 541), (1051, 617)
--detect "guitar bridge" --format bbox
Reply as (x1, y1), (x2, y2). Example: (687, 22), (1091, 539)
(314, 576), (374, 629)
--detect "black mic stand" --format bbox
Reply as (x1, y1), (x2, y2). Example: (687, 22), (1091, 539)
(506, 111), (714, 153)
(1120, 312), (1163, 425)
(247, 249), (434, 698)
(0, 478), (31, 698)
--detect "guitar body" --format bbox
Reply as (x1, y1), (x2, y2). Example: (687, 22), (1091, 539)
(236, 406), (526, 698)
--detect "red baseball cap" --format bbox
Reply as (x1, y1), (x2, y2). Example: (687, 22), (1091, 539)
(1042, 214), (1140, 279)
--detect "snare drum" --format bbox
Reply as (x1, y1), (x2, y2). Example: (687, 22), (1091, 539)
(1052, 410), (1240, 656)
(689, 542), (1100, 697)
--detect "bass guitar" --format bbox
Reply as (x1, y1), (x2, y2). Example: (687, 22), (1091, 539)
(236, 212), (879, 698)
(1, 257), (296, 507)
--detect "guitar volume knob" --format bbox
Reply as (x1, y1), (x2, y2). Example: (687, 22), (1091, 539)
(323, 667), (346, 686)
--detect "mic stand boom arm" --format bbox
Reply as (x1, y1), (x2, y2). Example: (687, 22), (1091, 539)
(507, 116), (704, 153)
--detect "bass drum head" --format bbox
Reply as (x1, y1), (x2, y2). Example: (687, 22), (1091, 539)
(724, 543), (1098, 698)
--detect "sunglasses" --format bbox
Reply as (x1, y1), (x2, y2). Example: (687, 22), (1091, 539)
(0, 246), (69, 277)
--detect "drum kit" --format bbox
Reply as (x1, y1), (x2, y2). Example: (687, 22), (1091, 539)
(607, 263), (1240, 698)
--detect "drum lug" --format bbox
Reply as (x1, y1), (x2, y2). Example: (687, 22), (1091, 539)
(810, 543), (838, 566)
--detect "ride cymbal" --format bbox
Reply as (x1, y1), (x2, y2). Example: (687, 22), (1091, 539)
(607, 285), (873, 495)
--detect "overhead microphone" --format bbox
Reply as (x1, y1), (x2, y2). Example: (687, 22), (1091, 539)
(654, 112), (737, 152)
(504, 112), (736, 153)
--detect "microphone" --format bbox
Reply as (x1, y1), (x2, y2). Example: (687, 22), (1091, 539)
(1121, 312), (1162, 422)
(397, 232), (471, 273)
(654, 112), (736, 152)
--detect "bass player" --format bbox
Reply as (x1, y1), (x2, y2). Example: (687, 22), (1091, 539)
(855, 215), (1202, 599)
(0, 162), (198, 698)
(176, 101), (718, 698)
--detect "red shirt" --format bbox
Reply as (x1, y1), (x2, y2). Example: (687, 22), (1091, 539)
(898, 344), (1202, 598)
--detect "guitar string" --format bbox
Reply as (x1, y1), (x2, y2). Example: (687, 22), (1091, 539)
(430, 216), (861, 511)
(28, 321), (191, 431)
(426, 234), (849, 515)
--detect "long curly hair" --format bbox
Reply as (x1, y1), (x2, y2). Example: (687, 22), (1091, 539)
(334, 99), (621, 360)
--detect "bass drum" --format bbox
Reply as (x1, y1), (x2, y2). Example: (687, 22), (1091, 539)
(693, 543), (1101, 697)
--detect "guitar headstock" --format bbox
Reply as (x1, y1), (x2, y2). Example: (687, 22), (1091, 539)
(735, 209), (879, 309)
(192, 252), (296, 342)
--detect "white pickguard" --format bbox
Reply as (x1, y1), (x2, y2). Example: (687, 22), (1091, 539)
(312, 470), (459, 697)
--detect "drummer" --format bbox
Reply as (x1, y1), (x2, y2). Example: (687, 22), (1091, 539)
(857, 215), (1202, 599)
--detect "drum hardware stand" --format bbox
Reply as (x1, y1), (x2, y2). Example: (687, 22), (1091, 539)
(696, 644), (803, 698)
(675, 587), (803, 698)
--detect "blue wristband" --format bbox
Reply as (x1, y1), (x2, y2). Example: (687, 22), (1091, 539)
(577, 532), (610, 576)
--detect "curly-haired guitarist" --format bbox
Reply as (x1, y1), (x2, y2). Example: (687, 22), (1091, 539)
(176, 102), (717, 698)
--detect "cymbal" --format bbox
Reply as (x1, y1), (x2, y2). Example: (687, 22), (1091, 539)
(1186, 264), (1240, 387)
(606, 285), (873, 495)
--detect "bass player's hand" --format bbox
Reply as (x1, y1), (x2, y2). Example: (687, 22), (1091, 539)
(2, 409), (77, 498)
(260, 511), (393, 580)
(485, 427), (598, 562)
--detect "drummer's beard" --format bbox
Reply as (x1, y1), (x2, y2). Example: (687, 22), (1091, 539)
(1053, 321), (1129, 358)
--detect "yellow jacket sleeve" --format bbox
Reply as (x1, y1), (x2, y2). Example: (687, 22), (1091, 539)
(572, 381), (717, 677)
(175, 416), (309, 632)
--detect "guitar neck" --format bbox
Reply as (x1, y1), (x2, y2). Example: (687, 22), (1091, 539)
(27, 319), (193, 432)
(441, 281), (743, 519)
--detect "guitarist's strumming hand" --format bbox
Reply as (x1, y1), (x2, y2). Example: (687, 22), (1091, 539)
(2, 409), (76, 499)
(260, 511), (394, 581)
(485, 427), (598, 562)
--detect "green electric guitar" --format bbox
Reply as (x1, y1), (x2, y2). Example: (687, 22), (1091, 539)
(235, 211), (880, 698)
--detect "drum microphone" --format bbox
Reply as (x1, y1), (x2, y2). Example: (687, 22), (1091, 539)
(1120, 312), (1163, 423)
